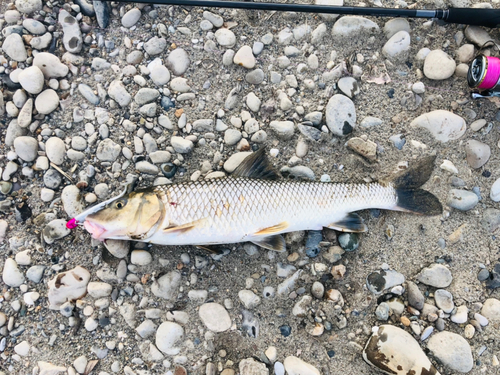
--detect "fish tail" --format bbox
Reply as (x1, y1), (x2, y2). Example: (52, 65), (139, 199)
(388, 156), (443, 216)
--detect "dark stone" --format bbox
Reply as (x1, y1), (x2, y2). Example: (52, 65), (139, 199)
(482, 170), (491, 178)
(338, 232), (359, 252)
(298, 123), (322, 142)
(485, 263), (500, 289)
(327, 350), (335, 358)
(160, 96), (175, 111)
(279, 324), (291, 337)
(74, 0), (95, 16)
(161, 163), (177, 178)
(342, 121), (353, 135)
(406, 280), (424, 310)
(477, 268), (490, 282)
(93, 0), (110, 29)
(2, 75), (22, 90)
(305, 230), (322, 258)
(14, 202), (32, 222)
(387, 88), (395, 98)
(241, 309), (259, 338)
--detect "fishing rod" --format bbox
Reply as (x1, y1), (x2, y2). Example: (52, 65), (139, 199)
(109, 0), (500, 28)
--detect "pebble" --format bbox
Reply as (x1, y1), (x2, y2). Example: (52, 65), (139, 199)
(215, 29), (236, 48)
(26, 265), (45, 283)
(239, 358), (268, 375)
(42, 219), (70, 244)
(451, 305), (468, 324)
(33, 53), (69, 78)
(246, 92), (261, 112)
(150, 65), (171, 86)
(122, 8), (141, 28)
(427, 331), (473, 373)
(375, 302), (390, 320)
(156, 322), (184, 355)
(35, 89), (60, 115)
(332, 16), (380, 37)
(136, 320), (157, 339)
(270, 121), (295, 140)
(151, 271), (181, 300)
(78, 84), (100, 105)
(448, 189), (479, 211)
(18, 66), (44, 94)
(311, 281), (324, 299)
(481, 298), (500, 322)
(47, 266), (90, 310)
(87, 282), (112, 298)
(338, 232), (359, 252)
(465, 140), (490, 168)
(366, 269), (405, 294)
(2, 33), (27, 61)
(407, 281), (425, 310)
(14, 136), (38, 162)
(199, 303), (231, 332)
(96, 139), (121, 161)
(131, 250), (153, 265)
(417, 264), (452, 288)
(144, 36), (166, 55)
(246, 69), (265, 85)
(170, 78), (190, 93)
(423, 50), (456, 80)
(2, 258), (25, 287)
(283, 357), (320, 375)
(171, 136), (194, 153)
(384, 18), (411, 38)
(434, 289), (454, 313)
(37, 362), (66, 375)
(166, 48), (190, 75)
(325, 94), (356, 136)
(347, 137), (377, 161)
(337, 77), (360, 98)
(224, 129), (242, 145)
(59, 10), (83, 53)
(108, 80), (131, 107)
(234, 46), (256, 69)
(14, 341), (30, 356)
(481, 208), (500, 232)
(363, 325), (438, 375)
(410, 110), (466, 142)
(239, 290), (261, 309)
(382, 31), (411, 59)
(105, 239), (129, 258)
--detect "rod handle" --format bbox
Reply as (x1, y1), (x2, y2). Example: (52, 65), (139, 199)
(444, 8), (500, 28)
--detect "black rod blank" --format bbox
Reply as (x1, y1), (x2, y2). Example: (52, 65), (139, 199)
(108, 0), (500, 28)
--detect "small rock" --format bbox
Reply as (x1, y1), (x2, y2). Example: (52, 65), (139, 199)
(427, 331), (473, 373)
(135, 319), (157, 339)
(150, 65), (171, 86)
(151, 271), (181, 300)
(2, 258), (25, 287)
(47, 266), (91, 310)
(382, 31), (411, 60)
(347, 137), (377, 161)
(239, 290), (261, 309)
(417, 264), (452, 288)
(58, 10), (83, 53)
(131, 250), (153, 265)
(199, 303), (231, 332)
(45, 137), (66, 165)
(18, 66), (44, 94)
(144, 36), (166, 55)
(14, 136), (38, 162)
(33, 53), (69, 78)
(166, 48), (190, 75)
(246, 69), (265, 85)
(234, 45), (256, 69)
(239, 358), (268, 375)
(171, 136), (193, 153)
(465, 140), (490, 168)
(332, 16), (380, 37)
(423, 50), (456, 80)
(96, 138), (121, 162)
(108, 80), (131, 107)
(434, 289), (454, 313)
(481, 298), (500, 322)
(122, 8), (141, 28)
(35, 89), (59, 115)
(366, 269), (405, 295)
(447, 189), (479, 211)
(325, 94), (356, 136)
(215, 28), (236, 48)
(283, 356), (320, 375)
(337, 77), (360, 98)
(156, 322), (184, 355)
(451, 305), (468, 324)
(407, 281), (424, 310)
(42, 219), (70, 244)
(2, 33), (27, 61)
(410, 110), (466, 142)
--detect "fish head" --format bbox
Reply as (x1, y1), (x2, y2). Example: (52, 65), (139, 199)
(83, 188), (164, 241)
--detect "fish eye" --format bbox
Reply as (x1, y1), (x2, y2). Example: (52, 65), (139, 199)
(115, 200), (125, 209)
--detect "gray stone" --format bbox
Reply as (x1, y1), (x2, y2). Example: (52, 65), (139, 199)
(45, 137), (65, 165)
(465, 139), (490, 168)
(199, 303), (231, 332)
(382, 31), (411, 60)
(43, 219), (71, 244)
(78, 84), (100, 105)
(448, 189), (479, 211)
(481, 298), (500, 322)
(170, 136), (193, 153)
(383, 18), (411, 39)
(325, 94), (356, 136)
(332, 16), (379, 37)
(58, 10), (82, 53)
(283, 357), (320, 375)
(166, 48), (190, 75)
(33, 52), (69, 78)
(366, 269), (405, 295)
(410, 110), (466, 142)
(215, 28), (236, 48)
(96, 139), (121, 162)
(23, 18), (46, 34)
(144, 36), (166, 55)
(427, 331), (473, 373)
(15, 0), (42, 13)
(434, 289), (454, 313)
(108, 80), (131, 107)
(122, 8), (141, 28)
(406, 281), (424, 310)
(423, 50), (456, 80)
(18, 66), (44, 94)
(152, 271), (181, 300)
(270, 121), (295, 140)
(2, 33), (27, 61)
(26, 265), (45, 283)
(337, 77), (360, 98)
(417, 264), (452, 288)
(246, 69), (265, 85)
(14, 136), (38, 162)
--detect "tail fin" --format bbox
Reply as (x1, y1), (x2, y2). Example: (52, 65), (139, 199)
(385, 156), (443, 216)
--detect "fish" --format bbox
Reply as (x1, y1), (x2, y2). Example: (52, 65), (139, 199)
(69, 148), (442, 252)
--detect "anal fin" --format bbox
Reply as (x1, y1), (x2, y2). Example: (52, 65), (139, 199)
(327, 213), (368, 233)
(251, 235), (286, 252)
(195, 245), (224, 255)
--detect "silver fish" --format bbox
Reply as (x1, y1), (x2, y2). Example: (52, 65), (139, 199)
(74, 149), (442, 252)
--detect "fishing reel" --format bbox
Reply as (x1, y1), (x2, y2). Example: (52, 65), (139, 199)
(468, 54), (500, 99)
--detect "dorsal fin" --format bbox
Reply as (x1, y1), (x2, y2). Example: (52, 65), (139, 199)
(232, 148), (280, 180)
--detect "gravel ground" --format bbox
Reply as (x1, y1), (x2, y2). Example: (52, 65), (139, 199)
(1, 0), (500, 374)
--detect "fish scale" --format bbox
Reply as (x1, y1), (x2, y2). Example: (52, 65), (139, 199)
(147, 177), (398, 246)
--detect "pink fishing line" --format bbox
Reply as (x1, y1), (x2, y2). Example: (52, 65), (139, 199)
(66, 218), (78, 229)
(479, 56), (500, 90)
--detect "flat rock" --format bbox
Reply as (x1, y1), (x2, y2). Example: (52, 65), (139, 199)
(384, 18), (411, 38)
(434, 289), (454, 313)
(410, 110), (466, 142)
(332, 16), (379, 37)
(423, 50), (456, 80)
(199, 303), (231, 332)
(96, 138), (121, 161)
(363, 325), (439, 375)
(122, 8), (141, 28)
(2, 33), (27, 61)
(61, 185), (85, 218)
(325, 94), (356, 136)
(417, 264), (452, 288)
(15, 0), (42, 13)
(156, 322), (184, 355)
(42, 219), (70, 244)
(58, 10), (82, 53)
(47, 266), (90, 310)
(366, 269), (405, 295)
(144, 36), (166, 56)
(270, 121), (295, 140)
(150, 65), (171, 86)
(45, 137), (65, 165)
(427, 331), (473, 373)
(337, 77), (360, 98)
(215, 28), (236, 48)
(171, 136), (193, 153)
(465, 140), (490, 168)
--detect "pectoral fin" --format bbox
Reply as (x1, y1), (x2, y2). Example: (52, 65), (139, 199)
(251, 235), (286, 252)
(327, 213), (368, 233)
(163, 218), (208, 234)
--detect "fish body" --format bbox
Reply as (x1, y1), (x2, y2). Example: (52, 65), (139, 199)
(79, 149), (442, 251)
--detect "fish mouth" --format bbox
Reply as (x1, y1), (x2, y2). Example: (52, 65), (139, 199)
(83, 220), (107, 240)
